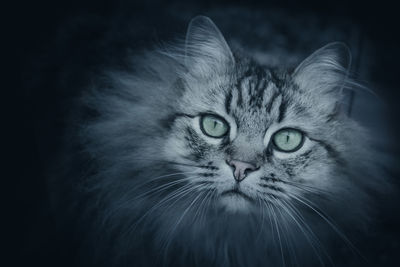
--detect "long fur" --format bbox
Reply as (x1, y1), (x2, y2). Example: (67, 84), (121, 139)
(50, 15), (391, 267)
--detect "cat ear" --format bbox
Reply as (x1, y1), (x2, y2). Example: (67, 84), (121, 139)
(293, 42), (351, 95)
(185, 16), (234, 76)
(293, 42), (352, 114)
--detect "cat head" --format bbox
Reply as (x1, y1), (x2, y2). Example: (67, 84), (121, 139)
(79, 16), (390, 265)
(84, 16), (385, 238)
(159, 16), (373, 215)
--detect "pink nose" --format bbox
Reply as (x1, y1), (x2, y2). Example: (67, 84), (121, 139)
(226, 160), (258, 182)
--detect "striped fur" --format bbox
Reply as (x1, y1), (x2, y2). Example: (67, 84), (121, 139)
(54, 16), (390, 267)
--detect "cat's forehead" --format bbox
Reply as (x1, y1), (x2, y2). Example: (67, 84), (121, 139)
(226, 65), (290, 131)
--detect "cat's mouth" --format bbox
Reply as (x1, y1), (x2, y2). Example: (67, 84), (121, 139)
(221, 188), (253, 203)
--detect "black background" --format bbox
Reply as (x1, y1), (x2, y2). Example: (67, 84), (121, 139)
(8, 0), (400, 266)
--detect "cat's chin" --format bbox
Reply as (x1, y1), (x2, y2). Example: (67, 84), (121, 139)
(218, 194), (252, 213)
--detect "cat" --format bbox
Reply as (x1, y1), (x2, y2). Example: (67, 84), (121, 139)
(49, 15), (391, 267)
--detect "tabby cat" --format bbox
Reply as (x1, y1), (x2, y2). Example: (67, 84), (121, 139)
(51, 15), (389, 267)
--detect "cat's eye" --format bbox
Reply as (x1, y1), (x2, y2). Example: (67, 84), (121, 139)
(200, 114), (229, 138)
(272, 128), (304, 152)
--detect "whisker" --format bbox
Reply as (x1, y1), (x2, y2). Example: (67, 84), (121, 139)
(165, 161), (219, 170)
(278, 198), (332, 266)
(192, 187), (214, 224)
(124, 157), (219, 170)
(117, 175), (194, 206)
(284, 181), (331, 195)
(255, 196), (266, 241)
(144, 171), (199, 183)
(125, 178), (203, 235)
(274, 202), (299, 267)
(200, 188), (217, 225)
(101, 174), (201, 225)
(111, 157), (219, 170)
(287, 192), (366, 261)
(161, 190), (206, 256)
(267, 200), (286, 267)
(132, 173), (198, 199)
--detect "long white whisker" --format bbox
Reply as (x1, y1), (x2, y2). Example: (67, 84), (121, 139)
(161, 191), (205, 256)
(132, 174), (197, 201)
(278, 198), (330, 266)
(200, 188), (217, 225)
(256, 196), (267, 241)
(192, 187), (214, 224)
(125, 178), (202, 235)
(267, 200), (286, 267)
(284, 181), (331, 195)
(288, 192), (366, 261)
(274, 202), (299, 267)
(103, 175), (197, 222)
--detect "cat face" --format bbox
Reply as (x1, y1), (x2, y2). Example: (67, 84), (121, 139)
(162, 16), (353, 213)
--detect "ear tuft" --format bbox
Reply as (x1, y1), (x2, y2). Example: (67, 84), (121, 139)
(293, 42), (352, 95)
(185, 16), (234, 75)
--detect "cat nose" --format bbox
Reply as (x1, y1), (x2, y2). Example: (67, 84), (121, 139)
(226, 159), (259, 182)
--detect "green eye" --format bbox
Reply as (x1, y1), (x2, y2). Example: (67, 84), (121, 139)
(200, 114), (229, 138)
(272, 128), (304, 152)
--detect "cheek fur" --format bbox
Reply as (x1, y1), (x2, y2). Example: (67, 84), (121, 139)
(165, 121), (218, 162)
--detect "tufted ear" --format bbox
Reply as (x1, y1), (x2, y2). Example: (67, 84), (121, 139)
(293, 42), (351, 94)
(293, 42), (352, 114)
(185, 16), (235, 76)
